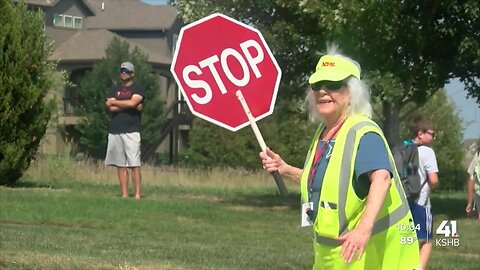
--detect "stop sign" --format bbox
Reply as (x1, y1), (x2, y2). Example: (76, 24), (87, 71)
(171, 13), (282, 131)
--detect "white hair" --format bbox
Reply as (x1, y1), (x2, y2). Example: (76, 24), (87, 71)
(307, 46), (372, 122)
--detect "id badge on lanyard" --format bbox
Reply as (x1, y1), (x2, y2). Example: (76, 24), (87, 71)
(301, 202), (314, 227)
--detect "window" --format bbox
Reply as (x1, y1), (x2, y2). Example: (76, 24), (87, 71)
(53, 14), (63, 27)
(73, 17), (82, 29)
(64, 15), (73, 28)
(172, 34), (179, 53)
(53, 13), (83, 29)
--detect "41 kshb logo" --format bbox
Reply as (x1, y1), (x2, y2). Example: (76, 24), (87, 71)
(435, 220), (460, 247)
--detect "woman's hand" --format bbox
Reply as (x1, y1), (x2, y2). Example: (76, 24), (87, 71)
(337, 169), (390, 263)
(337, 227), (371, 263)
(259, 148), (288, 174)
(259, 148), (303, 184)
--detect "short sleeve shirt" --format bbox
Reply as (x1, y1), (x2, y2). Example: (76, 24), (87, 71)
(467, 152), (480, 195)
(308, 132), (393, 221)
(107, 84), (145, 134)
(415, 145), (439, 206)
(468, 153), (479, 177)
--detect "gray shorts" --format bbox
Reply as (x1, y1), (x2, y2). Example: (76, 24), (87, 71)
(105, 132), (141, 167)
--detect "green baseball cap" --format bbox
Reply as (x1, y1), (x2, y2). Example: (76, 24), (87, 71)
(308, 55), (360, 84)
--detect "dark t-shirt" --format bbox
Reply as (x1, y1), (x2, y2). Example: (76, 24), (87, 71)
(107, 84), (145, 134)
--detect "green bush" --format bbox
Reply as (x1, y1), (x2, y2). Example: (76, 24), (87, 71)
(0, 0), (55, 185)
(185, 98), (316, 170)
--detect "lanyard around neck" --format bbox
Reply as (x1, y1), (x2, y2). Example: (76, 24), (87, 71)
(308, 118), (346, 187)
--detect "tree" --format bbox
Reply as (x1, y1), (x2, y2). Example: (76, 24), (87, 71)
(171, 0), (480, 144)
(169, 0), (477, 172)
(0, 0), (55, 185)
(76, 38), (164, 160)
(319, 0), (480, 143)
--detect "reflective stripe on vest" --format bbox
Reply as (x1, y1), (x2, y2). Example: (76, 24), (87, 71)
(311, 118), (410, 246)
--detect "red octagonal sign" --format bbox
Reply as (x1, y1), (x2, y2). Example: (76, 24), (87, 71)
(171, 13), (282, 131)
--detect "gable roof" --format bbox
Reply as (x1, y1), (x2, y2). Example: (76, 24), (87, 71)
(86, 0), (178, 30)
(22, 0), (95, 15)
(50, 29), (171, 65)
(22, 0), (54, 5)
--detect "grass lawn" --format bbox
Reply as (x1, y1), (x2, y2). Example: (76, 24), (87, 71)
(0, 167), (479, 269)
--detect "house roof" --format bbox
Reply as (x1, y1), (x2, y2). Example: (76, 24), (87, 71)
(22, 0), (95, 15)
(464, 138), (479, 150)
(86, 0), (178, 30)
(50, 29), (171, 65)
(21, 0), (53, 5)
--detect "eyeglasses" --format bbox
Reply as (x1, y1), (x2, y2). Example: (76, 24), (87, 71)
(120, 69), (132, 74)
(310, 81), (345, 92)
(425, 130), (436, 139)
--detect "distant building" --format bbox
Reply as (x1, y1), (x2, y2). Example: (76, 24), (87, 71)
(21, 0), (190, 163)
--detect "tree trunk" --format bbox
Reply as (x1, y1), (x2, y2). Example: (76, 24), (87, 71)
(382, 102), (401, 146)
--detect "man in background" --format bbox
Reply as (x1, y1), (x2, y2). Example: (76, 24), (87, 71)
(105, 62), (144, 200)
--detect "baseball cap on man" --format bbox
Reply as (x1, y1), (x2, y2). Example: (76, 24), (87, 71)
(120, 61), (134, 72)
(308, 55), (360, 84)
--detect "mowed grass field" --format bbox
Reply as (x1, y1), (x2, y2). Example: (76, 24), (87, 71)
(0, 158), (479, 269)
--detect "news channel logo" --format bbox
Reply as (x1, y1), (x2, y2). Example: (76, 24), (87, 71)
(435, 220), (460, 247)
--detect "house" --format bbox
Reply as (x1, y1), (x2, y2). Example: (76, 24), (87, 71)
(21, 0), (190, 163)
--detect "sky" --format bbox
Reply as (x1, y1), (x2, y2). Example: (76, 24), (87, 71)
(444, 80), (480, 141)
(141, 0), (480, 140)
(141, 0), (167, 4)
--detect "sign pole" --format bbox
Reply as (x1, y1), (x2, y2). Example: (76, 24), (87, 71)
(236, 90), (288, 196)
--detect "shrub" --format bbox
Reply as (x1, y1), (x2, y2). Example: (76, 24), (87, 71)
(0, 0), (55, 185)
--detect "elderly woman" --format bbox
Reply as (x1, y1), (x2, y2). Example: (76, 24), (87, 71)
(260, 48), (420, 269)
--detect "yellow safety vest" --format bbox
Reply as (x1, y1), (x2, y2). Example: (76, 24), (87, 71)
(301, 114), (419, 270)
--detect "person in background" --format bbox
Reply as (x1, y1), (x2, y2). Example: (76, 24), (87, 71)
(466, 140), (480, 220)
(407, 114), (439, 270)
(105, 61), (144, 200)
(260, 45), (419, 269)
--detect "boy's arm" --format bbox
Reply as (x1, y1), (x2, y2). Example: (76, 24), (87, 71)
(466, 176), (475, 205)
(427, 172), (439, 189)
(425, 148), (439, 189)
